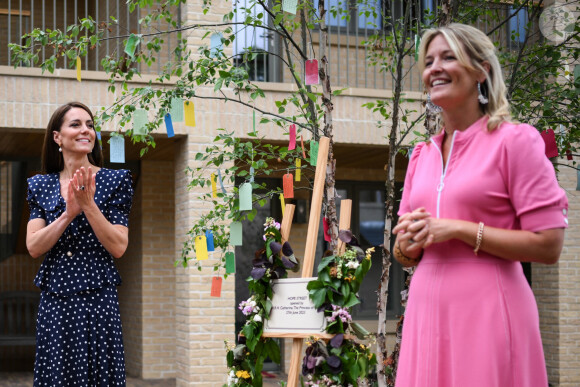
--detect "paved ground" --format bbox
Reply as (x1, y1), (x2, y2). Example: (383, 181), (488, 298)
(0, 372), (286, 386)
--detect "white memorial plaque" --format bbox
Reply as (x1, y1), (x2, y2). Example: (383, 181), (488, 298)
(264, 277), (326, 335)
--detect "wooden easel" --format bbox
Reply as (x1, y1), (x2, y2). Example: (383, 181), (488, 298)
(262, 136), (353, 387)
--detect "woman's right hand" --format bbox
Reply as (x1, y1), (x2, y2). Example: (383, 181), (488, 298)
(65, 179), (82, 219)
(393, 208), (432, 252)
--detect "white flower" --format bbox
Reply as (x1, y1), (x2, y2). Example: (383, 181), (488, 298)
(346, 260), (359, 269)
(227, 370), (238, 385)
(253, 314), (262, 322)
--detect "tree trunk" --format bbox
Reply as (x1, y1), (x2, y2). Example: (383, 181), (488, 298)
(376, 3), (412, 384)
(317, 1), (339, 254)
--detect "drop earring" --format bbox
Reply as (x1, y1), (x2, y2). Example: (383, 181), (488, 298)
(58, 146), (62, 152)
(427, 94), (442, 113)
(477, 82), (489, 105)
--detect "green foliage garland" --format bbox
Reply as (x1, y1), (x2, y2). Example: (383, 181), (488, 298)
(302, 230), (377, 386)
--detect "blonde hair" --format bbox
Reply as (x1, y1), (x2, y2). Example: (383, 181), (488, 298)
(418, 23), (511, 131)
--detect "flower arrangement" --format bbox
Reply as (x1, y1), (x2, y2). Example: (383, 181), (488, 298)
(302, 230), (377, 386)
(224, 217), (299, 387)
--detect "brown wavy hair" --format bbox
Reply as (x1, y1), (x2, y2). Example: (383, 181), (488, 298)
(41, 102), (103, 174)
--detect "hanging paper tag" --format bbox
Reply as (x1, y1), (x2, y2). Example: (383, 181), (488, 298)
(282, 0), (298, 14)
(322, 217), (331, 242)
(301, 136), (306, 158)
(288, 124), (296, 150)
(110, 136), (125, 163)
(217, 169), (226, 194)
(170, 98), (184, 122)
(184, 101), (196, 127)
(280, 193), (286, 217)
(211, 276), (222, 297)
(408, 147), (414, 159)
(209, 33), (222, 58)
(305, 59), (319, 85)
(96, 130), (102, 141)
(295, 159), (301, 181)
(566, 149), (573, 160)
(252, 109), (256, 134)
(540, 129), (559, 158)
(310, 140), (319, 166)
(230, 221), (243, 246)
(76, 56), (82, 82)
(415, 34), (420, 62)
(133, 109), (148, 135)
(283, 173), (294, 198)
(205, 230), (215, 252)
(194, 235), (209, 260)
(211, 173), (218, 198)
(249, 166), (255, 183)
(239, 182), (253, 211)
(225, 252), (235, 274)
(164, 114), (175, 138)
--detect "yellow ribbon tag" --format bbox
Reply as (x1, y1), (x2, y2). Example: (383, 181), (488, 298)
(76, 56), (82, 82)
(280, 193), (286, 217)
(184, 101), (196, 127)
(295, 159), (301, 181)
(194, 235), (209, 260)
(211, 173), (217, 198)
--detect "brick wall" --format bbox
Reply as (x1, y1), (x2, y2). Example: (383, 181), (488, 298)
(117, 168), (144, 377)
(535, 160), (580, 387)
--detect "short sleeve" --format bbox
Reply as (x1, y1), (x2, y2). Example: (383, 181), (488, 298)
(398, 142), (425, 216)
(108, 170), (134, 227)
(502, 124), (568, 231)
(27, 177), (46, 221)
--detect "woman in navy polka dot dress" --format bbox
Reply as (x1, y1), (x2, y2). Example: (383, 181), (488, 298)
(26, 102), (133, 386)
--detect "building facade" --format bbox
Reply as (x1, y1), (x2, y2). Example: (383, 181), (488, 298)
(0, 0), (579, 386)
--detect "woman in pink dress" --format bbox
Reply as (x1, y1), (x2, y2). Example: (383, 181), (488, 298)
(391, 24), (568, 387)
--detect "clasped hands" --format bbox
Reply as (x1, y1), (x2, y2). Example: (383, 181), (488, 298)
(65, 167), (97, 218)
(392, 208), (437, 252)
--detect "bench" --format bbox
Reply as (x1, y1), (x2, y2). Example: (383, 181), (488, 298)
(0, 291), (39, 346)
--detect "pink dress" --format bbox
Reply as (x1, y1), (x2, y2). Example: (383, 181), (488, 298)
(395, 116), (568, 387)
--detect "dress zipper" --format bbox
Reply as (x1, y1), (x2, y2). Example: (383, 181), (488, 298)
(430, 131), (457, 218)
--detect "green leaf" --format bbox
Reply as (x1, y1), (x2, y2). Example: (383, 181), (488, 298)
(310, 288), (326, 308)
(317, 255), (335, 272)
(344, 292), (359, 308)
(125, 33), (141, 59)
(350, 321), (370, 340)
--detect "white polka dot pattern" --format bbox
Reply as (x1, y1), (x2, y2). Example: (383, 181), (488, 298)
(34, 286), (126, 386)
(26, 168), (134, 295)
(26, 168), (133, 386)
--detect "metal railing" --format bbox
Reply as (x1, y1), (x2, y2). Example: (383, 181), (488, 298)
(0, 0), (175, 74)
(2, 0), (540, 90)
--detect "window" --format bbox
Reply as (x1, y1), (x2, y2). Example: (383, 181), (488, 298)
(509, 5), (529, 45)
(0, 161), (26, 262)
(334, 181), (405, 319)
(232, 0), (280, 82)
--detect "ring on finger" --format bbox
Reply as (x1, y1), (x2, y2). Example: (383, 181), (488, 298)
(80, 186), (85, 191)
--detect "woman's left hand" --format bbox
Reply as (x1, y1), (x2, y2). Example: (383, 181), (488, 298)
(422, 217), (462, 248)
(71, 166), (96, 211)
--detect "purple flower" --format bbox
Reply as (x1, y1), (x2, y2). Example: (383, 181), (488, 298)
(330, 333), (344, 348)
(327, 355), (342, 374)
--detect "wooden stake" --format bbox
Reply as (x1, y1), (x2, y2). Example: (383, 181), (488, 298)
(337, 199), (352, 255)
(287, 136), (330, 387)
(281, 204), (295, 243)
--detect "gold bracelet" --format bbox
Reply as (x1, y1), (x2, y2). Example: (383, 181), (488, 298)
(474, 222), (484, 255)
(394, 241), (422, 264)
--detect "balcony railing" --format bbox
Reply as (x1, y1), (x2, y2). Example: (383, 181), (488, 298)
(2, 0), (540, 92)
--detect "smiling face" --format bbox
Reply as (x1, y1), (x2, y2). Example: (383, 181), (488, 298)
(53, 107), (96, 155)
(422, 34), (484, 113)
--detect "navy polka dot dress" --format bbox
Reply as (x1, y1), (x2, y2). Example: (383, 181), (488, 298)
(26, 168), (134, 387)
